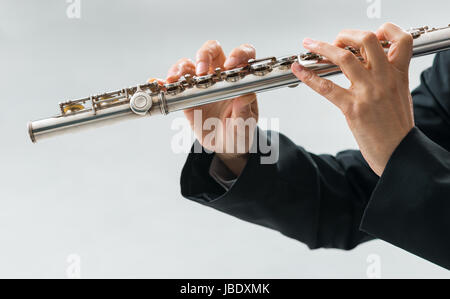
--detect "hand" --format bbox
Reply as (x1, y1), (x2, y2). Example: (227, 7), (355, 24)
(291, 23), (414, 176)
(165, 41), (258, 176)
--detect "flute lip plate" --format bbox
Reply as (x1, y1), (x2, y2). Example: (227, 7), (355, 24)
(28, 121), (36, 144)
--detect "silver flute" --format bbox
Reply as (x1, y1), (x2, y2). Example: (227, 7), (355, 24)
(28, 25), (450, 143)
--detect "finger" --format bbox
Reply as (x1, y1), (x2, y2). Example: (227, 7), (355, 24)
(250, 99), (258, 117)
(334, 30), (388, 68)
(147, 77), (165, 85)
(376, 22), (413, 71)
(195, 40), (227, 75)
(291, 62), (349, 109)
(303, 38), (369, 82)
(231, 93), (257, 119)
(166, 58), (195, 83)
(224, 44), (256, 69)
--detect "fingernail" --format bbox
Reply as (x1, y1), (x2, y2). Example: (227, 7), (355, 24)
(303, 38), (316, 47)
(224, 57), (240, 69)
(292, 62), (304, 73)
(196, 62), (208, 75)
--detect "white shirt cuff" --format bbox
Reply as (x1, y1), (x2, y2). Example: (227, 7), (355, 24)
(208, 155), (238, 191)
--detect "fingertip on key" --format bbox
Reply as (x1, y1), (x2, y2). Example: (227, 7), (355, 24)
(165, 75), (178, 83)
(196, 61), (208, 75)
(224, 57), (240, 69)
(291, 62), (305, 73)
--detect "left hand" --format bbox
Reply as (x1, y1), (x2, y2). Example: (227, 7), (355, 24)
(163, 41), (258, 176)
(291, 22), (415, 176)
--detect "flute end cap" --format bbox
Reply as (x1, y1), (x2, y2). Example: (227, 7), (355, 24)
(28, 121), (36, 144)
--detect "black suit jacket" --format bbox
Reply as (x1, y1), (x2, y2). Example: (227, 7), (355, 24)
(180, 51), (450, 270)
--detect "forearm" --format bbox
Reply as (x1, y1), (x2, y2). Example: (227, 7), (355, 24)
(181, 129), (379, 249)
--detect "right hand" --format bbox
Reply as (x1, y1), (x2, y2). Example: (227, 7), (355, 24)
(165, 41), (258, 176)
(291, 23), (414, 176)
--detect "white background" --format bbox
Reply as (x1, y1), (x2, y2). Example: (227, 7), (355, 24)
(0, 0), (449, 278)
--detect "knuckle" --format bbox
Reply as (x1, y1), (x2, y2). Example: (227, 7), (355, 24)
(314, 41), (325, 50)
(205, 39), (220, 47)
(186, 58), (196, 66)
(381, 22), (394, 30)
(379, 22), (393, 35)
(195, 49), (207, 61)
(241, 43), (255, 51)
(338, 51), (355, 63)
(231, 47), (245, 57)
(178, 57), (193, 65)
(335, 30), (350, 42)
(198, 40), (221, 58)
(241, 43), (256, 58)
(318, 79), (334, 95)
(209, 40), (222, 51)
(176, 59), (195, 74)
(401, 33), (413, 46)
(301, 69), (314, 82)
(362, 31), (377, 43)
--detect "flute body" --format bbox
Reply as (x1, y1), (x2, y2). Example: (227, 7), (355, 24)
(28, 25), (450, 143)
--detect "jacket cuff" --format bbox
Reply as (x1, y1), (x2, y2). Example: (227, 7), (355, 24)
(180, 128), (274, 204)
(208, 155), (238, 191)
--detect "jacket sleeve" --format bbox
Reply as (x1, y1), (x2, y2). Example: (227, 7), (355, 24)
(412, 50), (450, 150)
(180, 51), (450, 253)
(357, 50), (450, 270)
(360, 127), (450, 270)
(181, 129), (379, 250)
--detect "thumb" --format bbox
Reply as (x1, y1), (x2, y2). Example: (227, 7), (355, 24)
(231, 93), (257, 119)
